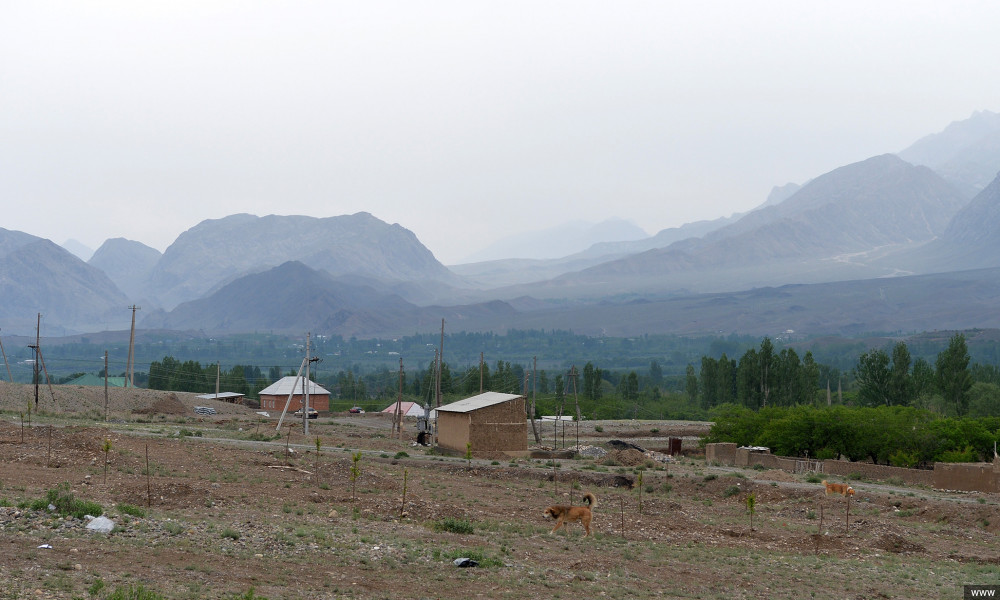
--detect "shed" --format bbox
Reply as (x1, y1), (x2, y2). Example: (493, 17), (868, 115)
(435, 392), (527, 454)
(196, 392), (246, 405)
(257, 376), (330, 412)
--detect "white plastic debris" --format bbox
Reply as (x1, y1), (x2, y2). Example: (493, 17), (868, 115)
(85, 516), (115, 534)
(37, 544), (53, 549)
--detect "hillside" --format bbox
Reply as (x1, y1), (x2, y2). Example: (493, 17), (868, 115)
(89, 238), (162, 302)
(142, 261), (516, 337)
(0, 233), (131, 335)
(146, 213), (459, 309)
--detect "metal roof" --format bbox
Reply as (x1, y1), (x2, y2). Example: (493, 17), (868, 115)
(436, 392), (523, 414)
(258, 376), (330, 396)
(196, 392), (245, 401)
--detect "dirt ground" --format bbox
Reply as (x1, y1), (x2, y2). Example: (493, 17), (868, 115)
(0, 382), (998, 599)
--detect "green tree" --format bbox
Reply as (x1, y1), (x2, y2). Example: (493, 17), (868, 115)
(936, 333), (972, 416)
(855, 349), (891, 406)
(685, 364), (698, 403)
(888, 342), (913, 406)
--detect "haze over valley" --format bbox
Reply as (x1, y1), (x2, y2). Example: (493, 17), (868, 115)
(2, 110), (1000, 344)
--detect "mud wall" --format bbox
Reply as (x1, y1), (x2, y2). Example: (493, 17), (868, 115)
(822, 459), (936, 486)
(932, 462), (1000, 493)
(705, 443), (736, 464)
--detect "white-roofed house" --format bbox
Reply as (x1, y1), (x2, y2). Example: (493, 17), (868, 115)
(258, 376), (331, 412)
(435, 392), (527, 456)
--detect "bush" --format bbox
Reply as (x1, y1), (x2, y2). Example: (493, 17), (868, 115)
(394, 451), (409, 459)
(118, 504), (146, 518)
(32, 484), (103, 519)
(703, 474), (717, 481)
(433, 517), (474, 534)
(106, 584), (166, 600)
(722, 485), (740, 498)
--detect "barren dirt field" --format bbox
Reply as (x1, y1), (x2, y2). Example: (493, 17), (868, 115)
(1, 381), (998, 599)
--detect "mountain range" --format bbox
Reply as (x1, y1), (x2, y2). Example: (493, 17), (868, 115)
(2, 110), (999, 339)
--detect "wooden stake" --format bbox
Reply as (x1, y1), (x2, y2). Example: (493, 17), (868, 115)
(845, 493), (851, 534)
(47, 425), (52, 467)
(146, 444), (152, 508)
(620, 497), (626, 539)
(400, 468), (408, 518)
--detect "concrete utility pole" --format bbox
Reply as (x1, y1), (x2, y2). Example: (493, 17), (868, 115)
(303, 333), (311, 435)
(436, 319), (444, 408)
(0, 328), (12, 382)
(127, 305), (140, 387)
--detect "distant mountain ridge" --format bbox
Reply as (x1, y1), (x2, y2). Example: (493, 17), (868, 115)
(143, 261), (515, 337)
(459, 218), (648, 263)
(89, 238), (162, 302)
(146, 212), (459, 309)
(0, 231), (130, 335)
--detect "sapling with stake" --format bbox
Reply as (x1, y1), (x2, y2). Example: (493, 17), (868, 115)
(746, 492), (757, 534)
(315, 436), (321, 475)
(637, 471), (644, 515)
(102, 438), (113, 484)
(465, 442), (472, 468)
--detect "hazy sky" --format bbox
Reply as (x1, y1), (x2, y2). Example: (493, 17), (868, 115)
(2, 2), (999, 265)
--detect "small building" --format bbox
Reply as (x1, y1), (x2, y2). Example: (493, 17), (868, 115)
(196, 392), (246, 405)
(257, 377), (330, 412)
(382, 401), (427, 418)
(435, 392), (527, 455)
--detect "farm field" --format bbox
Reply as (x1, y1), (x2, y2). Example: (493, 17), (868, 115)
(0, 382), (998, 599)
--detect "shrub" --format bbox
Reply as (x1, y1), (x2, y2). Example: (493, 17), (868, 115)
(723, 485), (740, 498)
(221, 528), (241, 540)
(33, 484), (103, 519)
(804, 473), (822, 484)
(118, 504), (146, 518)
(394, 451), (409, 459)
(433, 517), (474, 535)
(703, 474), (717, 482)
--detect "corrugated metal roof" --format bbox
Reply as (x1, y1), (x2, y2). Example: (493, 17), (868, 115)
(436, 392), (523, 414)
(63, 374), (127, 387)
(258, 376), (330, 396)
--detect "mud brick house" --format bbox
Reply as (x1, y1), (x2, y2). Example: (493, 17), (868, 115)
(257, 376), (330, 412)
(436, 392), (527, 455)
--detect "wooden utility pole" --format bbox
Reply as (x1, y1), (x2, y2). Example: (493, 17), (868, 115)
(104, 351), (109, 422)
(479, 352), (484, 393)
(394, 358), (404, 438)
(215, 362), (221, 398)
(571, 365), (581, 450)
(126, 305), (140, 387)
(529, 356), (539, 444)
(0, 328), (12, 382)
(34, 313), (40, 406)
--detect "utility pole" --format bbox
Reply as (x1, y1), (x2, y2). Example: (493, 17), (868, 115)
(104, 351), (109, 422)
(479, 352), (484, 393)
(32, 313), (40, 406)
(530, 356), (540, 444)
(303, 333), (311, 435)
(0, 328), (12, 382)
(395, 357), (404, 438)
(571, 365), (581, 451)
(436, 319), (444, 408)
(216, 362), (221, 398)
(126, 306), (140, 388)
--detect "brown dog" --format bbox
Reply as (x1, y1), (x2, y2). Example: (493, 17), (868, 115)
(543, 492), (596, 536)
(822, 480), (855, 497)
